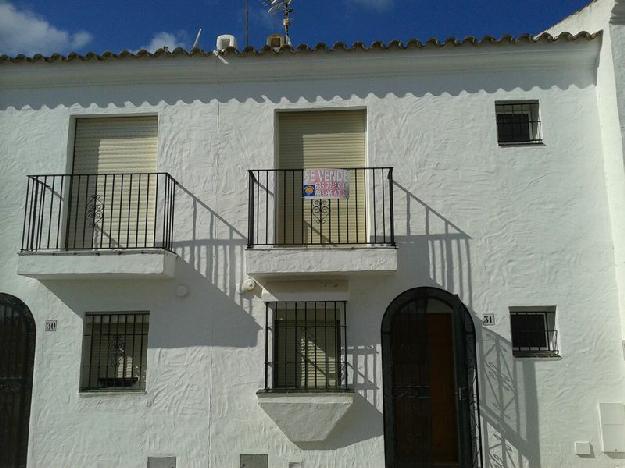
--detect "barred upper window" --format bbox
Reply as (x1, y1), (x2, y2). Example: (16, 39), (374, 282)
(264, 301), (348, 392)
(496, 101), (542, 144)
(510, 307), (558, 357)
(80, 312), (149, 391)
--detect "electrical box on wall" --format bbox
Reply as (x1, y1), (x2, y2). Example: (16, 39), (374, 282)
(240, 454), (268, 468)
(147, 457), (176, 468)
(599, 403), (625, 453)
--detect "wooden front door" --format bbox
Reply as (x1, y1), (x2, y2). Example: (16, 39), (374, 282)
(0, 294), (35, 468)
(382, 288), (479, 468)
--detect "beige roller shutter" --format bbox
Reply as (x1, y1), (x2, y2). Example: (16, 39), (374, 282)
(68, 116), (158, 249)
(73, 116), (158, 174)
(277, 110), (366, 244)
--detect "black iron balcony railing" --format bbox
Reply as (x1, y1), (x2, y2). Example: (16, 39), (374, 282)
(248, 167), (395, 247)
(21, 173), (176, 252)
(511, 329), (559, 357)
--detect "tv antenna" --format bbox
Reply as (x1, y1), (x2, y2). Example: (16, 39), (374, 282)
(261, 0), (295, 42)
(244, 0), (249, 47)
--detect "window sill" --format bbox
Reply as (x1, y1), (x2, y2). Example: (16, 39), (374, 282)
(513, 352), (560, 359)
(258, 388), (353, 395)
(498, 141), (545, 147)
(79, 389), (147, 397)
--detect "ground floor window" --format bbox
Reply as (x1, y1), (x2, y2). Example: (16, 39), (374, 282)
(80, 312), (149, 391)
(264, 301), (348, 392)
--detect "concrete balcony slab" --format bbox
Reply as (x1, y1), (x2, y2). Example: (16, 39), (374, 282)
(17, 250), (176, 279)
(245, 247), (397, 280)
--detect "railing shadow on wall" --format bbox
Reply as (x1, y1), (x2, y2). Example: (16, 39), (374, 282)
(391, 181), (541, 468)
(292, 181), (543, 460)
(39, 180), (260, 351)
(479, 329), (541, 468)
(166, 183), (259, 349)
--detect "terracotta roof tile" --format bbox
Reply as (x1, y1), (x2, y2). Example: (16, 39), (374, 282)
(0, 32), (602, 65)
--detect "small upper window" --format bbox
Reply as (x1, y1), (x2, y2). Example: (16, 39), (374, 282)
(510, 307), (558, 357)
(80, 312), (149, 392)
(496, 101), (542, 145)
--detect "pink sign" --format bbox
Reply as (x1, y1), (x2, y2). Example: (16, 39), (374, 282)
(303, 168), (350, 200)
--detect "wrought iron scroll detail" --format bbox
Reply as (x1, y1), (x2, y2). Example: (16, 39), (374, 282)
(311, 199), (330, 224)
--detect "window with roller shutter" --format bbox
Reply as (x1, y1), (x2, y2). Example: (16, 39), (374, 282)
(67, 116), (158, 249)
(277, 110), (367, 245)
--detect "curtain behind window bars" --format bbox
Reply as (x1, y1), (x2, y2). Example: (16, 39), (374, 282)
(80, 312), (149, 391)
(265, 301), (348, 392)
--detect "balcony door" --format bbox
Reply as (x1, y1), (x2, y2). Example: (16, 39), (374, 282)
(276, 110), (366, 245)
(0, 294), (35, 468)
(382, 287), (481, 468)
(67, 116), (158, 249)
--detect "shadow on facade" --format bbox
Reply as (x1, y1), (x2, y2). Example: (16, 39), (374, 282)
(0, 67), (595, 110)
(296, 393), (384, 451)
(391, 181), (541, 468)
(40, 183), (259, 350)
(479, 329), (541, 468)
(301, 181), (543, 460)
(167, 183), (259, 348)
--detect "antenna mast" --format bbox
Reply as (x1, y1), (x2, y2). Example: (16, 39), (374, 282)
(262, 0), (295, 43)
(244, 0), (249, 47)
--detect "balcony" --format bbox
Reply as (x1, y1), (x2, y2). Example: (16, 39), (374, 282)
(17, 172), (177, 279)
(245, 167), (397, 280)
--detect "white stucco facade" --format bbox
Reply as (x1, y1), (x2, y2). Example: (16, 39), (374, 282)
(2, 4), (625, 467)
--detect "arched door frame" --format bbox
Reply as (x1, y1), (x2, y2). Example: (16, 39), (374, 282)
(0, 293), (36, 468)
(381, 286), (482, 468)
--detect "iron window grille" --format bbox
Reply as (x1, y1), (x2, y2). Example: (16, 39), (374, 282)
(80, 312), (149, 391)
(263, 301), (349, 392)
(496, 101), (542, 145)
(510, 308), (558, 357)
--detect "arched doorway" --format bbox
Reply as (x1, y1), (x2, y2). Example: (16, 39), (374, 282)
(382, 287), (481, 468)
(0, 294), (35, 468)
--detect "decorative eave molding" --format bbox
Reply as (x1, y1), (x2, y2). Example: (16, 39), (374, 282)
(612, 0), (625, 24)
(0, 34), (602, 89)
(0, 32), (601, 65)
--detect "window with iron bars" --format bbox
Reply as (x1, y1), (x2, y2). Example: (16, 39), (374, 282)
(496, 101), (542, 144)
(264, 301), (348, 392)
(80, 312), (149, 391)
(510, 307), (558, 357)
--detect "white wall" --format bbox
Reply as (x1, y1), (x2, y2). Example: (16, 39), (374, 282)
(1, 43), (624, 467)
(549, 0), (625, 346)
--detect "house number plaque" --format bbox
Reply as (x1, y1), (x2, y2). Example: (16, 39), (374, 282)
(482, 314), (495, 326)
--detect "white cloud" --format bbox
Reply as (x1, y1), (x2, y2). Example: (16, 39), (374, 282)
(350, 0), (393, 11)
(137, 32), (185, 52)
(0, 2), (92, 55)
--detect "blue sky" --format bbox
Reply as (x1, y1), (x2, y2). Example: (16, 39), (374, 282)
(0, 0), (593, 56)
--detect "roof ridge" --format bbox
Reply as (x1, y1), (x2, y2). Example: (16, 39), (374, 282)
(0, 31), (602, 64)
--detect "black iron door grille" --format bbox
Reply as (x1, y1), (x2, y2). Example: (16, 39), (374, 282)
(0, 294), (36, 468)
(382, 288), (482, 468)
